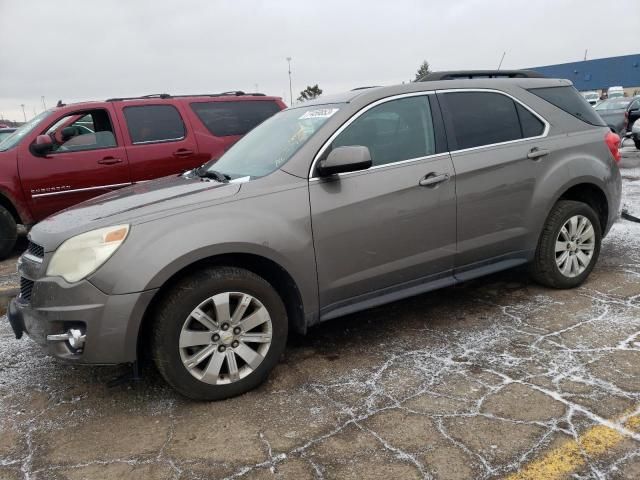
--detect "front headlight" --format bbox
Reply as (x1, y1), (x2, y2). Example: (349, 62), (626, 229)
(46, 225), (129, 283)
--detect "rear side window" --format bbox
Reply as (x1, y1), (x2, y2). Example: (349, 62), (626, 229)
(516, 104), (545, 137)
(190, 101), (281, 137)
(528, 86), (605, 126)
(123, 105), (186, 144)
(440, 92), (524, 150)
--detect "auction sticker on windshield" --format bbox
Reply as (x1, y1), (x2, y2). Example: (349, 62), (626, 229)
(299, 108), (339, 120)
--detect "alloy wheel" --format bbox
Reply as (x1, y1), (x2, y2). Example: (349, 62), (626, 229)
(179, 292), (273, 385)
(555, 215), (595, 278)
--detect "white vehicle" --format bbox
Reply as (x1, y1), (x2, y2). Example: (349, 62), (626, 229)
(582, 91), (600, 106)
(608, 86), (624, 99)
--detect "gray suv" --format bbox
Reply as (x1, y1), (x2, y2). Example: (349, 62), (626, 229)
(8, 72), (622, 400)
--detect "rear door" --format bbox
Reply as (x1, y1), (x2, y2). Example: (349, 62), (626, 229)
(114, 102), (201, 182)
(309, 94), (456, 316)
(437, 89), (550, 275)
(18, 107), (131, 220)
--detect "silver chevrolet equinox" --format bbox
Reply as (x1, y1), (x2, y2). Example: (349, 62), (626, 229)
(8, 71), (622, 400)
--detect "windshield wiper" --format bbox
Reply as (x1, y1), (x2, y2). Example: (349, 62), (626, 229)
(195, 166), (230, 183)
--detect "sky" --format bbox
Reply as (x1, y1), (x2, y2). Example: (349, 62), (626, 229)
(1, 0), (639, 122)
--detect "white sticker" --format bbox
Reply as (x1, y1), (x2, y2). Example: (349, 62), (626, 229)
(298, 108), (339, 120)
(229, 176), (251, 184)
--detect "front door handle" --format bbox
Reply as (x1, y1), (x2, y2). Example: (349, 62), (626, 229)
(527, 147), (550, 160)
(97, 157), (122, 165)
(419, 173), (450, 187)
(173, 149), (194, 158)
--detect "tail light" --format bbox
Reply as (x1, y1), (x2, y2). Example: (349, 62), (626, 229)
(605, 131), (621, 163)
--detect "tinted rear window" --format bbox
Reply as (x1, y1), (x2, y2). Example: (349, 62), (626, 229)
(528, 86), (605, 126)
(440, 92), (523, 150)
(123, 105), (186, 144)
(190, 100), (281, 137)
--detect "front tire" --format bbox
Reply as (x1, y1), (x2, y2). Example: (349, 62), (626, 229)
(0, 206), (17, 260)
(151, 266), (288, 401)
(530, 200), (601, 289)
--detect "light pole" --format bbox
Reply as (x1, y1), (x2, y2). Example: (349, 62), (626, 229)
(20, 104), (26, 122)
(286, 57), (293, 106)
(41, 96), (47, 111)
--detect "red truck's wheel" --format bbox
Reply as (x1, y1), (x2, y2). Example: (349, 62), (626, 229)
(0, 206), (16, 260)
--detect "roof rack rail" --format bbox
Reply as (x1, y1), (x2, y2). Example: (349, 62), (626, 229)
(106, 93), (171, 102)
(351, 86), (382, 91)
(106, 91), (268, 102)
(417, 70), (546, 82)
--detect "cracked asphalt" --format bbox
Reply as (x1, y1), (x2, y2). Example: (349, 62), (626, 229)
(1, 153), (640, 480)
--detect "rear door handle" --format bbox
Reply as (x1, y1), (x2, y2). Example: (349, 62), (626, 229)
(419, 173), (450, 187)
(97, 157), (122, 165)
(173, 149), (194, 158)
(527, 147), (550, 160)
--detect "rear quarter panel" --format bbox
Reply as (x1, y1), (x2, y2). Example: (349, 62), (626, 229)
(524, 127), (621, 252)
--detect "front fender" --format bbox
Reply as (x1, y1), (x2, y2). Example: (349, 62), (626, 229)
(89, 185), (318, 318)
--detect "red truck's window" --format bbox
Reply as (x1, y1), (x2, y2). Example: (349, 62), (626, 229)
(190, 100), (281, 137)
(123, 105), (186, 144)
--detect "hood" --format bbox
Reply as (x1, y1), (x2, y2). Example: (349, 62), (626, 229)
(31, 175), (241, 250)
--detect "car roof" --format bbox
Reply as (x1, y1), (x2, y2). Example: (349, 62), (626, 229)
(50, 93), (284, 112)
(298, 77), (572, 108)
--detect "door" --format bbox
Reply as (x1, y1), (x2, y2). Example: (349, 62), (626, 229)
(114, 102), (201, 181)
(309, 94), (456, 314)
(18, 107), (131, 220)
(437, 90), (550, 271)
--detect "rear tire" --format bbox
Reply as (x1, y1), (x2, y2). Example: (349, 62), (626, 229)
(530, 200), (601, 289)
(151, 266), (288, 401)
(0, 206), (17, 260)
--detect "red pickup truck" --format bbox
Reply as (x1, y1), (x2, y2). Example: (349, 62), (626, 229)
(0, 92), (286, 258)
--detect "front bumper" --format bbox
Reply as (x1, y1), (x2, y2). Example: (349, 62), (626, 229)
(10, 262), (157, 364)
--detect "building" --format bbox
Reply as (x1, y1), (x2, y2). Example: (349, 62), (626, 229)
(530, 54), (640, 96)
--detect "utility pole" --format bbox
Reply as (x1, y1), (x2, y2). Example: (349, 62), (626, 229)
(286, 57), (293, 106)
(41, 96), (47, 110)
(20, 104), (26, 122)
(497, 51), (506, 70)
(583, 49), (588, 61)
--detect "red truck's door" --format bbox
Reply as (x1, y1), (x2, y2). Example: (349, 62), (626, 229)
(18, 106), (131, 221)
(113, 101), (204, 182)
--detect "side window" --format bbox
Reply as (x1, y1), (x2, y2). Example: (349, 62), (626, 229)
(190, 100), (281, 137)
(441, 92), (522, 150)
(331, 96), (436, 167)
(516, 104), (545, 138)
(45, 109), (116, 153)
(123, 105), (186, 144)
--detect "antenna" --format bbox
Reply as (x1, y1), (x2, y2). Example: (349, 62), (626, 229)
(497, 52), (506, 70)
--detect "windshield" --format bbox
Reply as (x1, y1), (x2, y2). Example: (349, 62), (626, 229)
(200, 104), (342, 179)
(0, 111), (52, 152)
(595, 99), (630, 111)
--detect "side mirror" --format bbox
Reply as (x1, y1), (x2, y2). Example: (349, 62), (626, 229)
(316, 145), (372, 176)
(30, 135), (54, 156)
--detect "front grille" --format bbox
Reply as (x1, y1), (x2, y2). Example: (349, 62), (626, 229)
(20, 277), (34, 302)
(27, 241), (44, 259)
